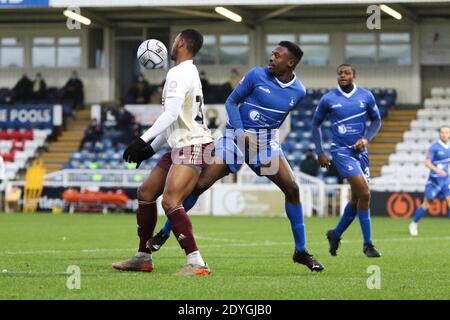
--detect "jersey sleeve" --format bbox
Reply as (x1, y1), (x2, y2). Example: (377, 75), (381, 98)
(312, 95), (329, 125)
(292, 83), (307, 110)
(426, 145), (436, 161)
(232, 67), (258, 100)
(164, 68), (190, 100)
(366, 91), (381, 120)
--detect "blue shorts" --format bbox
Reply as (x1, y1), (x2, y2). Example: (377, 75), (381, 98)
(424, 178), (450, 200)
(331, 149), (370, 179)
(215, 129), (285, 176)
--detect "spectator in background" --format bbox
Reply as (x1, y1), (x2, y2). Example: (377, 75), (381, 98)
(150, 85), (163, 104)
(205, 107), (220, 130)
(199, 70), (210, 92)
(228, 68), (241, 90)
(136, 73), (151, 92)
(12, 74), (32, 102)
(126, 79), (151, 104)
(62, 71), (84, 109)
(121, 116), (141, 145)
(114, 104), (133, 130)
(300, 149), (319, 177)
(325, 162), (344, 184)
(80, 119), (103, 148)
(31, 73), (48, 101)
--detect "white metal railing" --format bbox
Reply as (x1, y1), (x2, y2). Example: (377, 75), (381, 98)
(235, 166), (348, 216)
(5, 168), (350, 217)
(43, 169), (150, 188)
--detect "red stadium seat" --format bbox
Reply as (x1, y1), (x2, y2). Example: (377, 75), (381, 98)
(0, 130), (10, 140)
(1, 152), (14, 162)
(11, 140), (24, 152)
(23, 130), (34, 140)
(10, 130), (22, 141)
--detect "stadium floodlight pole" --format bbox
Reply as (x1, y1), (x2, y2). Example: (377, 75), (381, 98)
(215, 7), (242, 23)
(379, 4), (402, 20)
(63, 10), (92, 25)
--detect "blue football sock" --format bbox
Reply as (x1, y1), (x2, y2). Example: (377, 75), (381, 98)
(161, 219), (172, 236)
(285, 203), (307, 252)
(413, 207), (426, 223)
(447, 206), (450, 218)
(183, 194), (199, 212)
(161, 194), (199, 236)
(334, 203), (357, 238)
(358, 210), (372, 246)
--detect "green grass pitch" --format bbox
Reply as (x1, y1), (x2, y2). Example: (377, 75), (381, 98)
(0, 213), (449, 300)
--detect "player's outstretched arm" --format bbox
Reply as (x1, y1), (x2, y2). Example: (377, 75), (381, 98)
(365, 92), (382, 142)
(225, 91), (244, 129)
(123, 97), (182, 166)
(425, 153), (447, 176)
(312, 98), (331, 169)
(150, 134), (167, 153)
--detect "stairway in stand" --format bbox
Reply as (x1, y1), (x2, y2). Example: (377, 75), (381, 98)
(38, 108), (90, 173)
(369, 109), (417, 177)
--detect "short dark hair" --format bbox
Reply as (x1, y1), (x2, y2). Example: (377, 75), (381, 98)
(278, 41), (303, 65)
(439, 125), (449, 132)
(180, 29), (203, 56)
(337, 63), (356, 77)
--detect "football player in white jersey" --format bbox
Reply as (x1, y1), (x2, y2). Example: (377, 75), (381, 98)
(112, 29), (213, 276)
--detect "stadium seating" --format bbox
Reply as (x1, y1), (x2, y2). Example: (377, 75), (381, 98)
(0, 129), (51, 180)
(372, 87), (449, 191)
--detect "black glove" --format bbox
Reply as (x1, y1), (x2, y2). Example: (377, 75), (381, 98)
(123, 138), (155, 168)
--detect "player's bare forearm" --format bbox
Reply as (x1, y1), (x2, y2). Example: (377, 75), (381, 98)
(425, 160), (447, 176)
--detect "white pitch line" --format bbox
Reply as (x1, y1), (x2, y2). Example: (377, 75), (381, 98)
(0, 236), (449, 256)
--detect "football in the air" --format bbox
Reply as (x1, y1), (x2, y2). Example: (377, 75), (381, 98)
(137, 39), (168, 69)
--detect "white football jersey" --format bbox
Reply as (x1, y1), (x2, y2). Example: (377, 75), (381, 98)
(161, 60), (213, 148)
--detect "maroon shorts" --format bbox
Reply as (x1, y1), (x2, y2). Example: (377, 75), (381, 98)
(157, 143), (214, 172)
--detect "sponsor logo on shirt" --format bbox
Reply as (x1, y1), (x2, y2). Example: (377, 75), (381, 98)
(338, 124), (347, 134)
(331, 104), (343, 109)
(249, 110), (261, 121)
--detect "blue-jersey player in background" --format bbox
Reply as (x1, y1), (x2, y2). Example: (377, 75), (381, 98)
(409, 125), (450, 236)
(312, 64), (382, 258)
(149, 41), (324, 272)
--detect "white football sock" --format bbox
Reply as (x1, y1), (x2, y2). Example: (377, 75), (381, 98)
(187, 250), (205, 266)
(136, 252), (152, 260)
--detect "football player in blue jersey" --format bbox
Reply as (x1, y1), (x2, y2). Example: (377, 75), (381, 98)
(311, 64), (382, 258)
(409, 125), (450, 236)
(149, 41), (324, 272)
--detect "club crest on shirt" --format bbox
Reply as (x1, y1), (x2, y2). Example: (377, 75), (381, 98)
(359, 101), (365, 108)
(289, 97), (295, 107)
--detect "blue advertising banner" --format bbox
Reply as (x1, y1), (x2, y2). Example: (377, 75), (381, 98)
(0, 104), (53, 129)
(0, 0), (49, 8)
